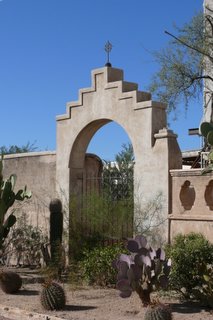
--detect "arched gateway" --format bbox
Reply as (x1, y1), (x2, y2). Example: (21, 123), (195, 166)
(56, 66), (182, 243)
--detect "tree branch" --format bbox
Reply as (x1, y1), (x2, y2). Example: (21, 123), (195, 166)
(164, 30), (213, 62)
(206, 15), (213, 36)
(206, 5), (213, 15)
(195, 75), (213, 82)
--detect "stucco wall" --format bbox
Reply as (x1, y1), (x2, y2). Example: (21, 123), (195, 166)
(2, 151), (103, 233)
(56, 67), (182, 247)
(169, 168), (213, 243)
(3, 151), (56, 232)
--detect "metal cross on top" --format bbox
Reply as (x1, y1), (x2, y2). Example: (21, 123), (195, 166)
(105, 41), (113, 67)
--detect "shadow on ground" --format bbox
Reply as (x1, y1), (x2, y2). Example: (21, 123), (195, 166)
(16, 289), (39, 296)
(171, 301), (211, 314)
(65, 305), (97, 311)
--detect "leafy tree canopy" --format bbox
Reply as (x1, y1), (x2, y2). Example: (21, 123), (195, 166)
(103, 142), (134, 176)
(149, 6), (213, 116)
(0, 141), (37, 155)
(114, 142), (134, 172)
(102, 143), (134, 200)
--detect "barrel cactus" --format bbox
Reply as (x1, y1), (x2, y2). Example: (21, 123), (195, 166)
(40, 280), (66, 310)
(114, 235), (171, 306)
(144, 302), (172, 320)
(0, 270), (22, 293)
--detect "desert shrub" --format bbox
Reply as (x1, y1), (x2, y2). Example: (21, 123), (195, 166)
(2, 213), (48, 267)
(165, 232), (213, 298)
(69, 231), (105, 262)
(69, 191), (133, 261)
(78, 242), (127, 287)
(134, 192), (166, 247)
(192, 264), (213, 308)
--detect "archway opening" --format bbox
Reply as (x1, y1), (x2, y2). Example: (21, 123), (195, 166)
(69, 120), (134, 257)
(87, 121), (132, 161)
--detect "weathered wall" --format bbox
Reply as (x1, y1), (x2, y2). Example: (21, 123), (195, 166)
(2, 67), (183, 246)
(56, 67), (182, 246)
(2, 152), (103, 233)
(3, 151), (56, 232)
(169, 168), (213, 243)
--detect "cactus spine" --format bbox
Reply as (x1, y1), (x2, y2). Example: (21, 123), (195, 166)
(144, 303), (172, 320)
(0, 270), (22, 294)
(49, 198), (63, 265)
(40, 281), (66, 310)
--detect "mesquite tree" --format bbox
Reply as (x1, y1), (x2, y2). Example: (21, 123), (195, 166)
(149, 5), (213, 120)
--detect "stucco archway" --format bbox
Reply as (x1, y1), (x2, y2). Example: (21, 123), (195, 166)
(56, 66), (182, 243)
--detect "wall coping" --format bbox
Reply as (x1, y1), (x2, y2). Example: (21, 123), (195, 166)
(169, 168), (212, 177)
(169, 214), (213, 221)
(3, 151), (56, 159)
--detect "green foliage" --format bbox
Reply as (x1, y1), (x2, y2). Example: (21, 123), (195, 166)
(2, 213), (48, 266)
(165, 232), (213, 298)
(40, 281), (66, 310)
(79, 242), (127, 287)
(69, 192), (133, 261)
(200, 122), (213, 173)
(193, 264), (213, 308)
(68, 143), (134, 261)
(114, 235), (171, 306)
(0, 156), (31, 249)
(200, 122), (213, 141)
(148, 9), (213, 115)
(144, 303), (172, 320)
(0, 142), (37, 155)
(103, 142), (134, 201)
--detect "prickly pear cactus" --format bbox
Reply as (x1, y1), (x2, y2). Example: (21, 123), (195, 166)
(0, 270), (22, 294)
(200, 122), (213, 173)
(144, 303), (172, 320)
(0, 155), (32, 249)
(40, 281), (66, 310)
(114, 235), (171, 306)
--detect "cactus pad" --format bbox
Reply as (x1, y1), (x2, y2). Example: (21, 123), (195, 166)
(40, 281), (66, 310)
(114, 235), (171, 306)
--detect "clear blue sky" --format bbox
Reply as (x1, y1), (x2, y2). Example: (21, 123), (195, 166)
(0, 0), (203, 160)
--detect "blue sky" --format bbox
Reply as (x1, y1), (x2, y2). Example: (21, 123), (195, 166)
(0, 0), (203, 160)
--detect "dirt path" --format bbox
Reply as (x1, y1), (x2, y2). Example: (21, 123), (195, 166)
(0, 282), (212, 320)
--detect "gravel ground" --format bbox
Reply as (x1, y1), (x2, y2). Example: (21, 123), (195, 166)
(0, 282), (212, 320)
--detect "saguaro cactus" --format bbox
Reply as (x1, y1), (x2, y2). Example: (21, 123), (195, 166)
(0, 156), (31, 249)
(49, 198), (63, 265)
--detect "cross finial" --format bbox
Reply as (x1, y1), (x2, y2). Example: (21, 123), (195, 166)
(104, 41), (113, 67)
